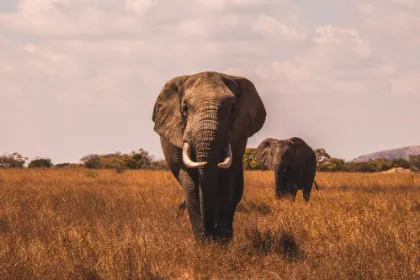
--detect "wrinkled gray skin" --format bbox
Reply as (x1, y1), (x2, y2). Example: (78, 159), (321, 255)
(152, 71), (266, 243)
(256, 137), (319, 202)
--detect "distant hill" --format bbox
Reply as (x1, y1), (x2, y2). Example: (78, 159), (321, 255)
(351, 146), (420, 162)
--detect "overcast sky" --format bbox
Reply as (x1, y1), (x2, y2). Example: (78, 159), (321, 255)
(1, 0), (419, 163)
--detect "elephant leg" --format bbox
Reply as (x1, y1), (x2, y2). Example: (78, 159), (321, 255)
(227, 167), (244, 235)
(209, 164), (243, 243)
(275, 169), (288, 198)
(211, 169), (236, 243)
(288, 184), (298, 201)
(215, 142), (246, 242)
(160, 138), (189, 214)
(282, 169), (298, 200)
(178, 168), (203, 240)
(302, 188), (311, 202)
(299, 158), (316, 202)
(232, 141), (246, 209)
(232, 167), (244, 211)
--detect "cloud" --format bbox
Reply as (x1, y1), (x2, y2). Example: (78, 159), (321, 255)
(313, 25), (371, 58)
(391, 74), (420, 97)
(125, 0), (157, 13)
(392, 0), (417, 7)
(0, 0), (159, 37)
(252, 15), (307, 43)
(178, 19), (206, 36)
(355, 0), (420, 48)
(0, 0), (419, 162)
(247, 24), (377, 99)
(192, 0), (266, 10)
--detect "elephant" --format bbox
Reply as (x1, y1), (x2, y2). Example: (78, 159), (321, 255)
(255, 137), (319, 202)
(152, 71), (266, 243)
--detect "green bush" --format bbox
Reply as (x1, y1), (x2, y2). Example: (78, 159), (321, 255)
(314, 148), (331, 161)
(374, 158), (393, 171)
(408, 155), (420, 171)
(54, 163), (72, 168)
(28, 158), (53, 168)
(243, 148), (266, 170)
(80, 149), (156, 170)
(148, 160), (169, 170)
(318, 157), (345, 172)
(391, 158), (410, 169)
(80, 154), (101, 169)
(0, 153), (27, 168)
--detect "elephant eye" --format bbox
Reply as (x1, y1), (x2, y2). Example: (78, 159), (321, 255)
(181, 102), (188, 117)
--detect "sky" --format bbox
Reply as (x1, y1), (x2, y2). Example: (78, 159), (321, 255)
(1, 0), (419, 163)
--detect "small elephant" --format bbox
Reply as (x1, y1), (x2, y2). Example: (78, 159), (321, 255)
(152, 71), (266, 243)
(255, 137), (319, 202)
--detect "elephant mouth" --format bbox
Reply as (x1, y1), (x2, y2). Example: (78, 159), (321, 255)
(182, 142), (232, 169)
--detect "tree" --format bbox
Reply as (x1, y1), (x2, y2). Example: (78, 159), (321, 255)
(98, 152), (126, 169)
(149, 160), (169, 170)
(408, 155), (420, 171)
(80, 154), (101, 169)
(54, 163), (71, 168)
(125, 149), (154, 169)
(343, 161), (374, 172)
(0, 153), (27, 168)
(80, 149), (156, 170)
(243, 148), (266, 170)
(314, 148), (331, 163)
(391, 158), (410, 169)
(28, 158), (53, 168)
(318, 157), (345, 172)
(314, 148), (345, 172)
(374, 158), (392, 171)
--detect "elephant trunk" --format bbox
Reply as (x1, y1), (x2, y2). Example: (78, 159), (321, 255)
(189, 103), (231, 239)
(195, 119), (220, 238)
(182, 143), (207, 168)
(274, 163), (287, 197)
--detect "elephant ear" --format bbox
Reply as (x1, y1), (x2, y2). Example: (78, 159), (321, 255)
(229, 76), (267, 142)
(255, 138), (276, 170)
(152, 75), (190, 148)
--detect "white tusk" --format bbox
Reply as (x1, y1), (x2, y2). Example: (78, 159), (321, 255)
(182, 142), (207, 168)
(218, 143), (232, 169)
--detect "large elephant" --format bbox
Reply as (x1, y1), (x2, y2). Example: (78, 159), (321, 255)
(152, 71), (266, 243)
(255, 137), (319, 202)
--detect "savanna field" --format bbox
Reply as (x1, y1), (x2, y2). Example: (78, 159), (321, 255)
(0, 169), (419, 280)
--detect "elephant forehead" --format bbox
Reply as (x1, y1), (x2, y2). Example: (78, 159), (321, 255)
(274, 143), (289, 154)
(187, 76), (225, 90)
(184, 86), (236, 103)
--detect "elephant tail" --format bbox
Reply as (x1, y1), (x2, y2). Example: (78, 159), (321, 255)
(313, 180), (320, 190)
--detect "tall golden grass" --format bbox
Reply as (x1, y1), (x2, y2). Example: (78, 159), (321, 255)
(0, 169), (419, 279)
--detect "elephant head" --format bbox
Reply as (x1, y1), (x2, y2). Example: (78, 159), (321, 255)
(152, 71), (266, 241)
(256, 138), (295, 170)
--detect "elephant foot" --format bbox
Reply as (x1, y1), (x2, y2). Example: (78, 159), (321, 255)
(213, 236), (232, 245)
(201, 233), (232, 246)
(275, 192), (288, 199)
(276, 193), (295, 201)
(212, 222), (233, 245)
(193, 226), (233, 246)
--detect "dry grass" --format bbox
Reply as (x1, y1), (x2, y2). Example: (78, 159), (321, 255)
(0, 169), (419, 279)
